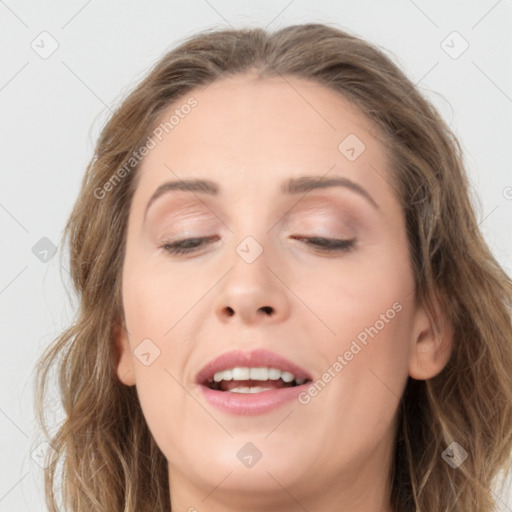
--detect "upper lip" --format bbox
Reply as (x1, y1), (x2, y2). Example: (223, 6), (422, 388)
(195, 348), (313, 385)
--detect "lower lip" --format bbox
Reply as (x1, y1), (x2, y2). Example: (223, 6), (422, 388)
(198, 383), (310, 415)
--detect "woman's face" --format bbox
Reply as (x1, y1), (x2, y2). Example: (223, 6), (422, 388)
(115, 73), (451, 511)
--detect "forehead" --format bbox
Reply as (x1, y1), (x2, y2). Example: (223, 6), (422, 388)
(132, 73), (392, 210)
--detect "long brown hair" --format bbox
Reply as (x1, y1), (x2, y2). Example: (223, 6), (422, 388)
(34, 22), (512, 511)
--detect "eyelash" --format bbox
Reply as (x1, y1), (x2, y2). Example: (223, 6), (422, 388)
(160, 236), (356, 255)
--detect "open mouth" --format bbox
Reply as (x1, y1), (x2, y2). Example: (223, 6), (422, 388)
(203, 367), (312, 394)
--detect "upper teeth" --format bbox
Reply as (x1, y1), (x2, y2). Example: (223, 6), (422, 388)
(211, 367), (306, 385)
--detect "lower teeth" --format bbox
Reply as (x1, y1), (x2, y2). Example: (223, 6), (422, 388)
(228, 386), (274, 394)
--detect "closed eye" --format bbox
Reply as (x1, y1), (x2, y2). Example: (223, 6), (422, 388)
(160, 235), (356, 255)
(291, 236), (356, 252)
(161, 237), (213, 254)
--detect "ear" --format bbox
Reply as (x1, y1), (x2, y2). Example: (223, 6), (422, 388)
(408, 293), (453, 380)
(113, 322), (136, 386)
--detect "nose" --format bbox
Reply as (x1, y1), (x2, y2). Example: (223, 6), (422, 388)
(214, 241), (291, 326)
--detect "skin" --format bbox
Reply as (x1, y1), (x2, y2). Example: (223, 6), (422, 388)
(114, 72), (453, 512)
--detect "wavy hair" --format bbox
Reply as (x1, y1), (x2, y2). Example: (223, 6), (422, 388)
(34, 22), (512, 511)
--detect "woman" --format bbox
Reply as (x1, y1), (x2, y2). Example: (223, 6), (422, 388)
(35, 22), (512, 512)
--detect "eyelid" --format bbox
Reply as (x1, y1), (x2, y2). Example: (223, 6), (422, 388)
(160, 235), (357, 256)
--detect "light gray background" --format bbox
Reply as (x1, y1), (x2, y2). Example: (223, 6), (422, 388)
(1, 1), (511, 510)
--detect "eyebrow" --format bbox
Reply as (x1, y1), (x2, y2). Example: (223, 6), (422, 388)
(144, 175), (379, 220)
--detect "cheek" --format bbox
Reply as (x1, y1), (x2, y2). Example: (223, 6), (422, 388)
(301, 241), (414, 436)
(295, 299), (412, 472)
(121, 252), (198, 338)
(131, 362), (196, 466)
(307, 240), (413, 344)
(319, 278), (411, 415)
(120, 280), (193, 460)
(119, 258), (208, 454)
